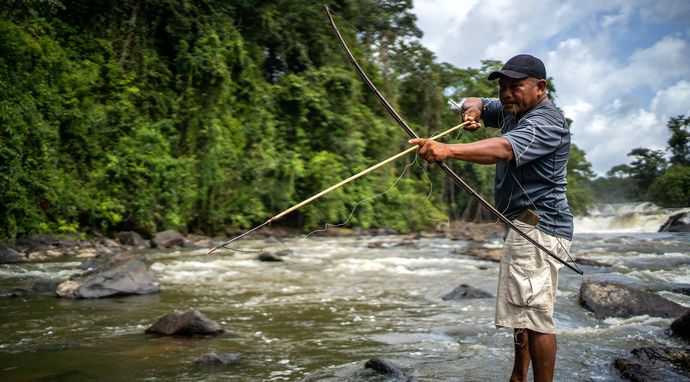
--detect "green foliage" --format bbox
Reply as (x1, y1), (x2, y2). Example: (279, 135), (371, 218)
(648, 164), (690, 207)
(0, 0), (599, 239)
(595, 116), (690, 206)
(566, 144), (595, 214)
(667, 115), (690, 166)
(90, 127), (196, 235)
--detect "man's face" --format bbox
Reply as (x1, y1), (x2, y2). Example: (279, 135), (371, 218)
(498, 76), (546, 116)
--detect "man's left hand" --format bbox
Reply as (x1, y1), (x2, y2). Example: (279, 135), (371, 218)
(408, 138), (452, 162)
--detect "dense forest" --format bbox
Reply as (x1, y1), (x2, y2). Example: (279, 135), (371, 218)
(589, 115), (690, 206)
(4, 0), (674, 241)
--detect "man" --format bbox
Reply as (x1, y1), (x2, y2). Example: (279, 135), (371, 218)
(409, 54), (573, 382)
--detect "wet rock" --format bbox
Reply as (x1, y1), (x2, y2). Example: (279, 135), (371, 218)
(614, 346), (690, 381)
(0, 243), (27, 263)
(14, 235), (76, 252)
(275, 249), (296, 257)
(663, 283), (690, 296)
(397, 237), (416, 247)
(0, 288), (26, 298)
(459, 243), (501, 262)
(31, 280), (59, 293)
(56, 256), (160, 299)
(116, 231), (148, 248)
(575, 257), (612, 267)
(1, 280), (60, 298)
(659, 212), (690, 233)
(442, 284), (493, 300)
(195, 352), (241, 365)
(671, 311), (690, 341)
(145, 309), (224, 336)
(579, 281), (688, 319)
(152, 230), (185, 248)
(77, 254), (109, 270)
(184, 234), (213, 248)
(263, 236), (280, 244)
(257, 252), (284, 262)
(363, 357), (408, 380)
(28, 250), (60, 261)
(623, 256), (690, 271)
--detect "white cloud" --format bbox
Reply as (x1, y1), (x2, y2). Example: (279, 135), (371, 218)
(412, 0), (690, 174)
(651, 81), (690, 117)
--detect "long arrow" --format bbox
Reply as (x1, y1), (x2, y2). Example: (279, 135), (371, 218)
(325, 6), (582, 275)
(208, 121), (468, 254)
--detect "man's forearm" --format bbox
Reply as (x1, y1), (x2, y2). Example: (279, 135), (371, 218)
(448, 137), (514, 164)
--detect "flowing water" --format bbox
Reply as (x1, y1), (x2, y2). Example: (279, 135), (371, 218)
(1, 203), (689, 381)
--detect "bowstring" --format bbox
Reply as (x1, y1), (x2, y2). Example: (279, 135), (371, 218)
(305, 147), (448, 237)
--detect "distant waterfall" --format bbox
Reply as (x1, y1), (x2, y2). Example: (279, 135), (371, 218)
(574, 202), (690, 233)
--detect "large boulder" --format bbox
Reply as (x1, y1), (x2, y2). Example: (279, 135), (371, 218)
(14, 235), (75, 252)
(671, 311), (690, 341)
(256, 252), (284, 262)
(659, 212), (690, 232)
(116, 231), (148, 248)
(614, 347), (690, 381)
(579, 281), (688, 319)
(56, 256), (160, 298)
(442, 283), (493, 300)
(0, 243), (27, 263)
(152, 230), (185, 248)
(145, 310), (224, 336)
(363, 358), (408, 380)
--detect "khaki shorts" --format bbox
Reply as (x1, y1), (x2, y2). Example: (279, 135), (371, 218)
(495, 220), (571, 334)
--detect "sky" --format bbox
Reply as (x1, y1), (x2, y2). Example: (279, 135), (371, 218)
(411, 0), (690, 175)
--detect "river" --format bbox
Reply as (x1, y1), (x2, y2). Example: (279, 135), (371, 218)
(1, 203), (689, 381)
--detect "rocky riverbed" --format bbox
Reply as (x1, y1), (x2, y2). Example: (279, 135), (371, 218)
(0, 220), (689, 381)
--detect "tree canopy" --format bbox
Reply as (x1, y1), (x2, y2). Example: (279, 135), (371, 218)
(0, 0), (596, 239)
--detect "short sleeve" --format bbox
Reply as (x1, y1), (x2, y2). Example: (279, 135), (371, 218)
(479, 98), (502, 128)
(502, 113), (568, 167)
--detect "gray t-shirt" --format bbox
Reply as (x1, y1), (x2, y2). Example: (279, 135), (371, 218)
(480, 97), (573, 239)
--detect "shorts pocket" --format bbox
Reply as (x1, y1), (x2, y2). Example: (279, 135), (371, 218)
(505, 264), (552, 310)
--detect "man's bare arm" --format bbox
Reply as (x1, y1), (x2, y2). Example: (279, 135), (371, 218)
(408, 137), (514, 164)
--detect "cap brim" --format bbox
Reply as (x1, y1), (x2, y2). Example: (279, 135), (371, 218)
(487, 69), (529, 80)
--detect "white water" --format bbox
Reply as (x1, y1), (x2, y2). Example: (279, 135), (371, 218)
(574, 202), (690, 233)
(0, 203), (689, 381)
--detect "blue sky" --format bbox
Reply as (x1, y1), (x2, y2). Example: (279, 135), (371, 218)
(411, 0), (690, 174)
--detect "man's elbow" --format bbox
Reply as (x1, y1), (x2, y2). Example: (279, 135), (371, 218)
(496, 139), (514, 162)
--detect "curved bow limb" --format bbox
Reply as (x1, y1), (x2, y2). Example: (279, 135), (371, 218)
(324, 6), (582, 275)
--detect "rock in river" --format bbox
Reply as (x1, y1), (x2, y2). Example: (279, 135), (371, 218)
(146, 309), (224, 336)
(671, 310), (690, 341)
(0, 243), (27, 263)
(363, 357), (409, 380)
(152, 230), (185, 248)
(659, 212), (690, 232)
(56, 256), (160, 299)
(614, 347), (690, 381)
(195, 352), (241, 365)
(256, 252), (284, 262)
(579, 281), (688, 319)
(442, 283), (493, 300)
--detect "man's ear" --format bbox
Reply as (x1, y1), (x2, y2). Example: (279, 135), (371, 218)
(537, 79), (547, 95)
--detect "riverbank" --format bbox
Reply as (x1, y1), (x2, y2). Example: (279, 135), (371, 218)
(0, 221), (507, 264)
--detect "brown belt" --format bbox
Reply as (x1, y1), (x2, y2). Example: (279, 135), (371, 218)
(516, 209), (540, 226)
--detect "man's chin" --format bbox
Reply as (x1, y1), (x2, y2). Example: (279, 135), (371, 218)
(504, 105), (519, 115)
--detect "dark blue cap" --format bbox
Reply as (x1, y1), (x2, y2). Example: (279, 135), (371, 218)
(488, 54), (546, 80)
